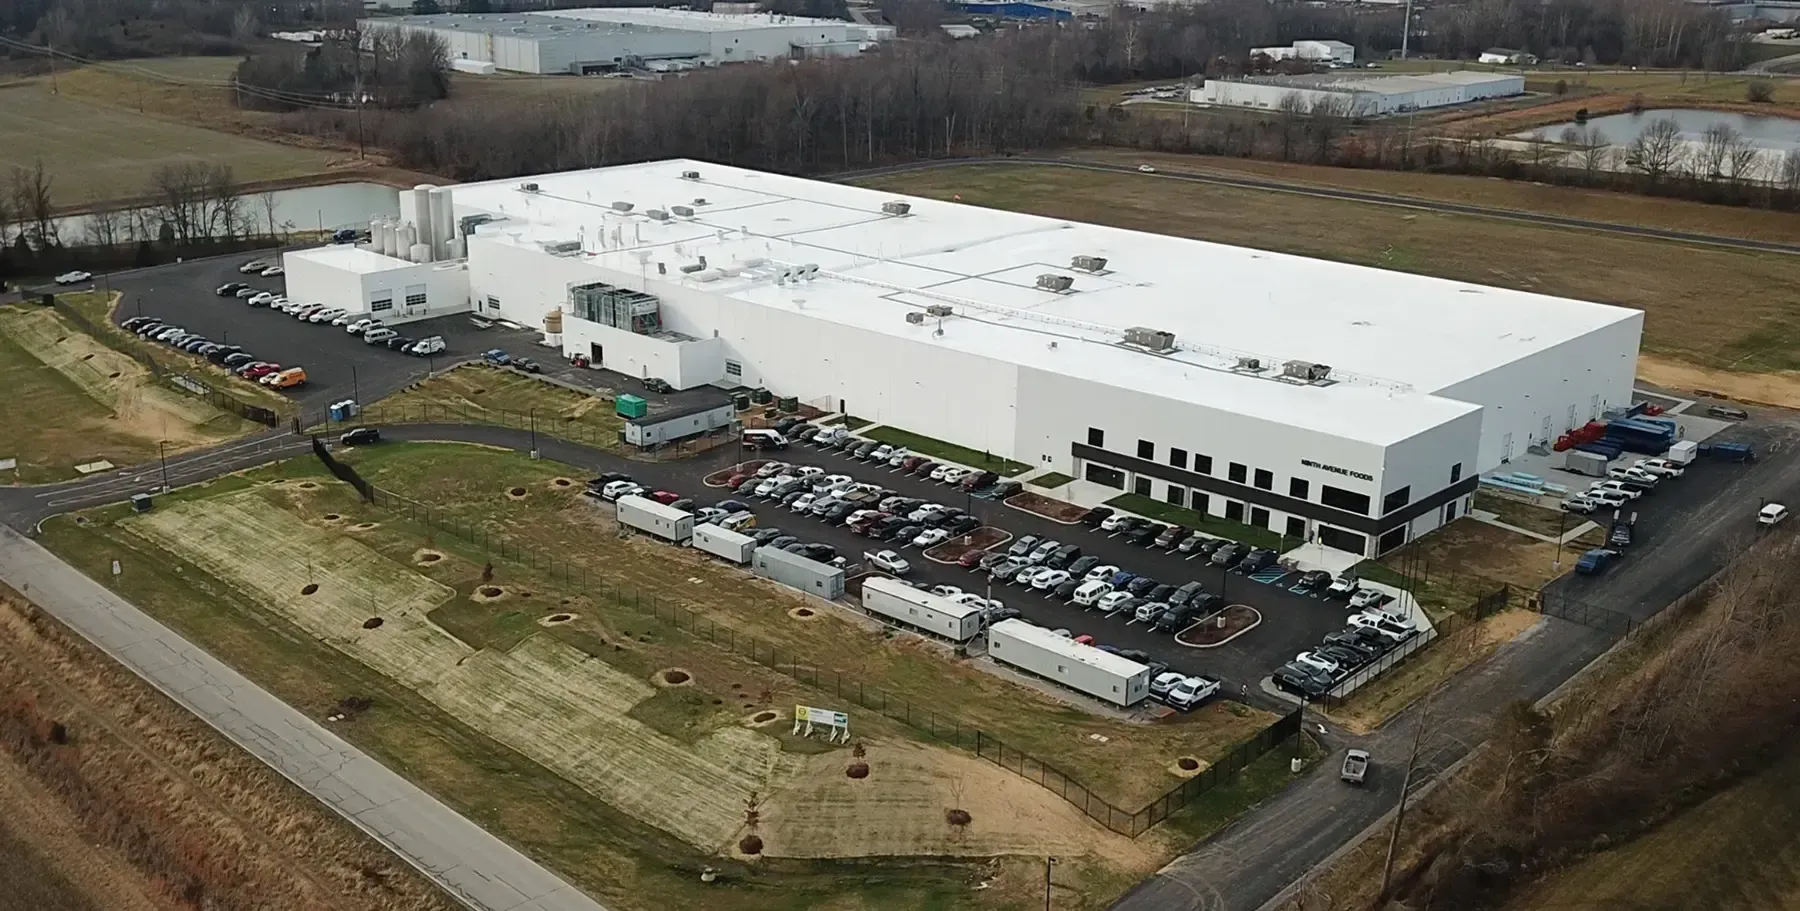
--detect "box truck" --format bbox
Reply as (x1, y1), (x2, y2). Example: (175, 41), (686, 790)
(861, 576), (983, 642)
(694, 523), (756, 564)
(616, 494), (693, 544)
(986, 619), (1151, 707)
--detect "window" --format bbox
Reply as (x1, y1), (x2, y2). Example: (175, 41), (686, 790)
(1169, 447), (1188, 468)
(1285, 516), (1306, 539)
(1194, 454), (1213, 475)
(1137, 439), (1154, 460)
(1289, 477), (1310, 499)
(1451, 462), (1463, 484)
(1250, 506), (1270, 528)
(1087, 427), (1105, 447)
(1321, 485), (1371, 515)
(1133, 476), (1152, 496)
(1165, 484), (1184, 506)
(1317, 526), (1367, 554)
(1228, 462), (1247, 484)
(1224, 500), (1245, 522)
(404, 291), (426, 308)
(1382, 486), (1412, 514)
(1253, 468), (1273, 490)
(1192, 491), (1209, 514)
(1085, 464), (1124, 489)
(724, 360), (742, 378)
(370, 297), (393, 313)
(1377, 526), (1409, 554)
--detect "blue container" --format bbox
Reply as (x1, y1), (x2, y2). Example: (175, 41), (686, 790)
(329, 402), (347, 422)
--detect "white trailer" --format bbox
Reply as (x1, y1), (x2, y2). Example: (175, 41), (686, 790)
(861, 576), (983, 642)
(694, 523), (756, 564)
(986, 619), (1152, 707)
(616, 494), (693, 544)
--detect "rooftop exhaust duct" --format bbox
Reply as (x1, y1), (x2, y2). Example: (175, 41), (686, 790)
(1071, 255), (1109, 273)
(1036, 274), (1074, 293)
(880, 201), (912, 216)
(611, 201), (634, 212)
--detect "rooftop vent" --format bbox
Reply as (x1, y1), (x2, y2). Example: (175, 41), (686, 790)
(693, 197), (709, 205)
(644, 209), (669, 221)
(1234, 356), (1262, 371)
(541, 240), (582, 254)
(519, 182), (540, 193)
(925, 304), (954, 317)
(679, 262), (705, 274)
(905, 312), (926, 324)
(1282, 360), (1333, 382)
(671, 204), (695, 217)
(1070, 255), (1109, 273)
(880, 201), (912, 217)
(610, 201), (635, 213)
(1122, 326), (1176, 352)
(1036, 274), (1075, 293)
(681, 170), (701, 179)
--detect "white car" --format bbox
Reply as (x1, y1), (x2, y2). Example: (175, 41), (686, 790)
(308, 307), (348, 323)
(865, 549), (911, 574)
(260, 265), (285, 277)
(930, 585), (965, 599)
(913, 528), (950, 548)
(789, 493), (817, 513)
(1134, 601), (1166, 623)
(1084, 564), (1120, 584)
(1634, 458), (1684, 478)
(1031, 569), (1070, 590)
(249, 292), (277, 306)
(885, 448), (911, 467)
(363, 328), (398, 345)
(330, 312), (360, 327)
(755, 461), (789, 478)
(940, 467), (972, 485)
(1347, 588), (1386, 611)
(907, 503), (946, 522)
(929, 464), (958, 482)
(1349, 611), (1415, 641)
(1138, 164), (1157, 173)
(754, 475), (792, 497)
(1099, 514), (1133, 533)
(1148, 671), (1186, 700)
(1585, 487), (1631, 508)
(814, 474), (853, 494)
(1295, 651), (1342, 676)
(238, 259), (272, 274)
(1165, 676), (1220, 710)
(1760, 502), (1789, 526)
(1326, 574), (1360, 598)
(1097, 591), (1135, 613)
(1072, 580), (1112, 606)
(54, 270), (92, 285)
(600, 480), (643, 501)
(794, 466), (824, 479)
(345, 317), (382, 334)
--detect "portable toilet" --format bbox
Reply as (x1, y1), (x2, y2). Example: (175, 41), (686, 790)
(616, 394), (648, 419)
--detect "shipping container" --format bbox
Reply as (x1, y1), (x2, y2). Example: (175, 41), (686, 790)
(861, 577), (983, 642)
(1700, 441), (1755, 463)
(616, 394), (648, 419)
(693, 523), (757, 564)
(752, 546), (845, 599)
(616, 494), (693, 543)
(986, 619), (1151, 707)
(1563, 450), (1609, 477)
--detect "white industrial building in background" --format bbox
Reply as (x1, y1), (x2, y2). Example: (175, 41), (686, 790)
(283, 160), (1639, 558)
(360, 7), (891, 74)
(1194, 70), (1524, 115)
(1251, 39), (1355, 65)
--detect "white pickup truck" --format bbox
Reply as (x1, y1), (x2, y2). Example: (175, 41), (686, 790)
(863, 549), (911, 575)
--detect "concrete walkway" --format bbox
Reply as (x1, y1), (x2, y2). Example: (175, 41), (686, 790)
(0, 525), (608, 911)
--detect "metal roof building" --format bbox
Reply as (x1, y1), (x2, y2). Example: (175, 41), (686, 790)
(1194, 70), (1524, 115)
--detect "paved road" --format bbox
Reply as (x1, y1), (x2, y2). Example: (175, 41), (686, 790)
(1746, 51), (1800, 74)
(0, 525), (608, 911)
(838, 157), (1800, 256)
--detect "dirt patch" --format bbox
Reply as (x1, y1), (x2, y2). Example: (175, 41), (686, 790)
(846, 762), (870, 779)
(300, 583), (319, 596)
(922, 526), (1012, 563)
(737, 834), (764, 856)
(412, 549), (445, 566)
(362, 617), (383, 630)
(1176, 605), (1261, 647)
(786, 606), (819, 621)
(470, 585), (509, 603)
(549, 477), (574, 489)
(538, 613), (578, 627)
(655, 668), (693, 687)
(746, 711), (781, 727)
(320, 513), (342, 523)
(945, 808), (972, 826)
(1005, 491), (1088, 524)
(506, 486), (527, 500)
(1638, 355), (1800, 410)
(1169, 756), (1209, 778)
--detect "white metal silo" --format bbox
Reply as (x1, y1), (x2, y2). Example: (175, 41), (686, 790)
(409, 243), (431, 263)
(448, 236), (466, 260)
(428, 187), (454, 260)
(398, 222), (418, 256)
(411, 185), (436, 260)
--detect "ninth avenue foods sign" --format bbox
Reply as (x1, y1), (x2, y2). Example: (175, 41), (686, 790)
(1301, 459), (1374, 483)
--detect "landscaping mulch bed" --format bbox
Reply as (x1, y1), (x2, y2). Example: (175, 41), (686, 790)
(922, 526), (1011, 563)
(1176, 605), (1262, 647)
(1004, 491), (1090, 524)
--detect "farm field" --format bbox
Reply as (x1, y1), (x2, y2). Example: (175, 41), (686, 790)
(0, 68), (351, 210)
(0, 302), (256, 481)
(37, 446), (1283, 910)
(854, 164), (1800, 383)
(0, 583), (456, 911)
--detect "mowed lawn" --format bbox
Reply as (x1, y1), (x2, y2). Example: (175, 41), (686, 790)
(0, 79), (345, 209)
(854, 164), (1800, 373)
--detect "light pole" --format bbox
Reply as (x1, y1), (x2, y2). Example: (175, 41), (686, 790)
(351, 364), (361, 405)
(1552, 504), (1570, 571)
(529, 407), (538, 458)
(157, 440), (170, 492)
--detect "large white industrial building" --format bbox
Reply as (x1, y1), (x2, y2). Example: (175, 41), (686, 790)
(284, 160), (1639, 558)
(1194, 70), (1524, 115)
(360, 7), (889, 74)
(1251, 40), (1355, 65)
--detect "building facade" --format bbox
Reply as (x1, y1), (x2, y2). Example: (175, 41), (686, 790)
(1193, 71), (1524, 115)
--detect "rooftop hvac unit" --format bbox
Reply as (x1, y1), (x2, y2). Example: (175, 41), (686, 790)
(1071, 255), (1109, 273)
(681, 170), (701, 179)
(798, 263), (819, 280)
(542, 240), (582, 254)
(645, 209), (669, 221)
(905, 312), (926, 324)
(1282, 360), (1333, 382)
(679, 262), (705, 273)
(925, 304), (954, 317)
(1036, 274), (1075, 293)
(671, 205), (695, 217)
(611, 201), (634, 212)
(1235, 356), (1262, 371)
(693, 197), (709, 205)
(520, 182), (540, 193)
(1123, 326), (1176, 352)
(880, 201), (912, 216)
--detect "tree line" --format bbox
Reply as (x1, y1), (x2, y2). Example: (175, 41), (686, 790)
(1, 0), (364, 61)
(234, 25), (452, 111)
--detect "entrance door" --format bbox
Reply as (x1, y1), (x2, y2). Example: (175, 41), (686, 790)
(590, 342), (604, 365)
(1133, 476), (1152, 496)
(1540, 415), (1552, 444)
(1225, 500), (1245, 522)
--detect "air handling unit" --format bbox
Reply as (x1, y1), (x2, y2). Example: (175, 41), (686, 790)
(1123, 327), (1177, 353)
(1282, 360), (1334, 383)
(1036, 274), (1075, 293)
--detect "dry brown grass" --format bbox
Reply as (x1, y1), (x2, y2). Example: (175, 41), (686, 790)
(0, 583), (458, 911)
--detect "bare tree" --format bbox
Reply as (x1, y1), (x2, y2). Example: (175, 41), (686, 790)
(1781, 149), (1800, 196)
(1624, 116), (1684, 183)
(258, 191), (282, 239)
(10, 159), (58, 249)
(1692, 122), (1738, 181)
(81, 194), (122, 249)
(146, 163), (212, 244)
(1562, 125), (1611, 183)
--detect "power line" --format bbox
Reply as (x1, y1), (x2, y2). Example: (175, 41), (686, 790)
(0, 34), (371, 110)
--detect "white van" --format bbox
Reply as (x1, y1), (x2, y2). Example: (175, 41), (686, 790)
(743, 429), (789, 450)
(1072, 580), (1112, 607)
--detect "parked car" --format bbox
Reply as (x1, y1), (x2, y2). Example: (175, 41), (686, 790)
(913, 527), (950, 548)
(1561, 495), (1601, 515)
(1079, 507), (1114, 527)
(238, 258), (273, 274)
(987, 480), (1023, 499)
(1006, 535), (1041, 558)
(988, 558), (1028, 582)
(384, 336), (417, 352)
(215, 282), (248, 296)
(864, 550), (910, 574)
(961, 470), (998, 491)
(642, 377), (674, 393)
(1149, 672), (1186, 701)
(1293, 570), (1332, 593)
(1164, 676), (1220, 711)
(346, 317), (383, 335)
(308, 307), (347, 323)
(1157, 525), (1193, 549)
(1125, 576), (1159, 597)
(1053, 578), (1081, 601)
(1096, 591), (1135, 614)
(363, 328), (398, 345)
(1099, 513), (1134, 533)
(339, 427), (381, 446)
(1175, 534), (1212, 556)
(481, 348), (512, 366)
(1211, 542), (1249, 567)
(1236, 548), (1277, 574)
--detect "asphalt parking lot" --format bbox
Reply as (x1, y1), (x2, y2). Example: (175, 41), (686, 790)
(106, 253), (731, 415)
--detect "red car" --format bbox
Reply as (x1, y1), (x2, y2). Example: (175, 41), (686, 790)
(1073, 634), (1096, 646)
(648, 490), (681, 505)
(242, 363), (280, 380)
(726, 473), (752, 490)
(958, 549), (988, 568)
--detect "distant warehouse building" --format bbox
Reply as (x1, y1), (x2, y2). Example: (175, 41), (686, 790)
(1251, 40), (1355, 65)
(1193, 70), (1523, 115)
(361, 7), (889, 75)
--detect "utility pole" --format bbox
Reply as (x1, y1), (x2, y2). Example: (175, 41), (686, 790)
(1399, 0), (1414, 60)
(157, 440), (170, 492)
(1044, 856), (1058, 911)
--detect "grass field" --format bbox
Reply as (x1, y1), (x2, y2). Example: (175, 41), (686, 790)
(854, 164), (1800, 377)
(1473, 491), (1578, 538)
(858, 424), (1032, 476)
(0, 302), (256, 481)
(60, 290), (295, 412)
(0, 72), (349, 210)
(365, 365), (625, 450)
(1105, 493), (1283, 551)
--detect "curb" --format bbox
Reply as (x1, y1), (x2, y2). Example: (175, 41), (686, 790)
(921, 527), (1013, 564)
(1175, 606), (1263, 649)
(1002, 493), (1085, 525)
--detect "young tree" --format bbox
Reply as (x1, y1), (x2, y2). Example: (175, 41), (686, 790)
(1747, 78), (1775, 103)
